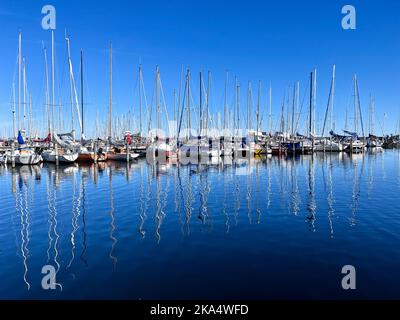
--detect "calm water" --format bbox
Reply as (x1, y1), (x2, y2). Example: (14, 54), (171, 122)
(0, 150), (400, 300)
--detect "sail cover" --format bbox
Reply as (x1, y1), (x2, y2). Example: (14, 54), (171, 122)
(17, 131), (25, 145)
(53, 132), (74, 148)
(343, 130), (358, 138)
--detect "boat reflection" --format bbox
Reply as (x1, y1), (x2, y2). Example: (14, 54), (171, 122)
(4, 151), (394, 291)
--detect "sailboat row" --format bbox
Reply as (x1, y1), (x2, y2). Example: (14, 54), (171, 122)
(2, 32), (398, 167)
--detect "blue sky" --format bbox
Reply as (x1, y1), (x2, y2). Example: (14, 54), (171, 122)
(0, 0), (400, 137)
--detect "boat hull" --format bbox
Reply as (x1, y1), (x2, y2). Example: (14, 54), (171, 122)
(77, 152), (108, 163)
(107, 152), (139, 162)
(42, 150), (79, 163)
(8, 154), (42, 165)
(6, 150), (42, 165)
(315, 141), (343, 152)
(344, 141), (366, 153)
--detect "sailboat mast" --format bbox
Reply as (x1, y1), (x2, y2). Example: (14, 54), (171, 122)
(66, 36), (75, 140)
(156, 66), (160, 133)
(233, 76), (237, 134)
(206, 71), (210, 134)
(291, 84), (295, 137)
(313, 68), (318, 135)
(247, 81), (251, 132)
(43, 45), (50, 134)
(51, 30), (55, 134)
(286, 88), (290, 134)
(257, 80), (261, 135)
(353, 74), (358, 134)
(109, 42), (113, 141)
(223, 71), (228, 131)
(309, 72), (313, 138)
(372, 97), (375, 135)
(29, 95), (32, 139)
(12, 82), (16, 139)
(23, 57), (26, 131)
(187, 69), (191, 135)
(321, 65), (335, 137)
(199, 72), (203, 134)
(139, 64), (143, 136)
(355, 76), (365, 138)
(269, 84), (272, 135)
(237, 82), (240, 135)
(296, 81), (300, 134)
(80, 50), (84, 139)
(18, 32), (21, 132)
(280, 94), (285, 133)
(330, 66), (336, 132)
(173, 89), (176, 138)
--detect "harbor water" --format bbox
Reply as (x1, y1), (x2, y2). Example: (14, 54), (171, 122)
(0, 150), (399, 299)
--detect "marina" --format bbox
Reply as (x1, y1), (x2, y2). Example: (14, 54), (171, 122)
(1, 32), (399, 167)
(1, 0), (400, 303)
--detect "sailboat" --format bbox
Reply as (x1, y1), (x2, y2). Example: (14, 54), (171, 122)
(366, 136), (383, 148)
(106, 43), (139, 162)
(107, 132), (139, 161)
(42, 149), (78, 163)
(251, 80), (266, 156)
(147, 66), (178, 160)
(130, 64), (149, 157)
(283, 73), (315, 155)
(78, 144), (107, 162)
(6, 32), (42, 165)
(343, 75), (366, 153)
(315, 65), (344, 152)
(7, 133), (42, 165)
(366, 97), (383, 148)
(42, 32), (79, 164)
(315, 138), (344, 152)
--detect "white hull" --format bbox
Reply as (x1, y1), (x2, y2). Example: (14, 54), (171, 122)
(315, 140), (343, 152)
(42, 150), (79, 163)
(344, 141), (366, 153)
(6, 151), (42, 165)
(107, 152), (139, 161)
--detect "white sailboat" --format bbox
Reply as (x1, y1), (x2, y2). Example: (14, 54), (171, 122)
(146, 66), (178, 160)
(7, 32), (42, 166)
(343, 75), (366, 153)
(42, 32), (79, 164)
(316, 65), (344, 153)
(315, 138), (343, 152)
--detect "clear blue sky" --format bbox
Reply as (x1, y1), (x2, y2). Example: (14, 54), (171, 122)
(0, 0), (400, 137)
